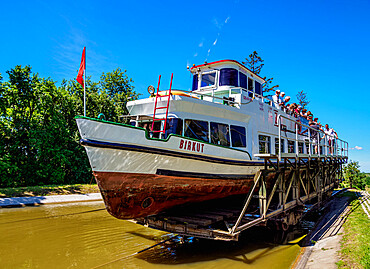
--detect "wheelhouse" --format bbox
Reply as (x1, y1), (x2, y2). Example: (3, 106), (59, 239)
(190, 60), (265, 104)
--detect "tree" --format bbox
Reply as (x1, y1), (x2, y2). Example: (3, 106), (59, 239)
(342, 161), (370, 190)
(344, 161), (360, 188)
(262, 77), (279, 94)
(242, 51), (279, 93)
(99, 68), (140, 122)
(0, 65), (140, 188)
(296, 90), (310, 109)
(242, 51), (264, 75)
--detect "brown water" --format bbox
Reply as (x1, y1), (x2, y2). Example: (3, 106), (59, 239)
(0, 202), (302, 269)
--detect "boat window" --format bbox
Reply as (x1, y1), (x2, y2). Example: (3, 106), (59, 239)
(138, 121), (161, 138)
(231, 125), (246, 147)
(200, 71), (216, 88)
(275, 138), (285, 154)
(259, 135), (271, 153)
(184, 119), (209, 142)
(248, 77), (254, 97)
(210, 122), (230, 146)
(288, 140), (295, 153)
(219, 68), (238, 87)
(164, 118), (183, 139)
(192, 74), (198, 91)
(305, 141), (310, 154)
(255, 81), (262, 96)
(239, 72), (248, 89)
(298, 142), (304, 154)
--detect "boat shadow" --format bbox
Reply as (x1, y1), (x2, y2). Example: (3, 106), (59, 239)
(299, 193), (356, 247)
(134, 226), (304, 265)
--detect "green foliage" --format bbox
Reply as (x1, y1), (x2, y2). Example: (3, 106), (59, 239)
(0, 65), (139, 188)
(343, 161), (370, 190)
(242, 51), (264, 75)
(0, 184), (99, 198)
(296, 90), (310, 109)
(338, 192), (370, 268)
(242, 51), (279, 93)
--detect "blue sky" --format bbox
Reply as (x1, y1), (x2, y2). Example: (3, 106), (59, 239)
(1, 0), (370, 171)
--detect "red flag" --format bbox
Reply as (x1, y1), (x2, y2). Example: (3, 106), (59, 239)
(76, 47), (86, 86)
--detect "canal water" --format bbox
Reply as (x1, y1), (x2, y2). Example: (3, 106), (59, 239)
(0, 202), (303, 268)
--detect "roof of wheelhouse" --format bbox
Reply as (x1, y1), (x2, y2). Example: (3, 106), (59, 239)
(190, 59), (265, 83)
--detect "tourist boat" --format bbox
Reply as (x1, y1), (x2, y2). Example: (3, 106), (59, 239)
(76, 59), (347, 220)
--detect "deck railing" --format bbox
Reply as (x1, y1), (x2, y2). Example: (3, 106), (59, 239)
(153, 89), (348, 159)
(277, 114), (348, 160)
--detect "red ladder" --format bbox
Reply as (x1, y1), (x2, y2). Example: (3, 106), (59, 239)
(151, 73), (173, 135)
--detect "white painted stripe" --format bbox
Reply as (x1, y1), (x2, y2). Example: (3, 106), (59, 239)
(357, 191), (370, 219)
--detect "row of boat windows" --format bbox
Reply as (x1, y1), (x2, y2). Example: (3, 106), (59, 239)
(259, 135), (311, 154)
(137, 118), (247, 148)
(192, 68), (262, 95)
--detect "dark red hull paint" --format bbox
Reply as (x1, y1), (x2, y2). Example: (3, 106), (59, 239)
(93, 172), (255, 219)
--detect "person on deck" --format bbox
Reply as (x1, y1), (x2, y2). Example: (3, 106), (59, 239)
(297, 105), (302, 116)
(307, 112), (313, 122)
(283, 96), (291, 112)
(280, 92), (286, 104)
(313, 118), (323, 130)
(272, 90), (282, 109)
(301, 108), (307, 118)
(309, 121), (321, 154)
(324, 124), (338, 154)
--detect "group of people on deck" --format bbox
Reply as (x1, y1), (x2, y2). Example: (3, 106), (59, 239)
(271, 89), (338, 154)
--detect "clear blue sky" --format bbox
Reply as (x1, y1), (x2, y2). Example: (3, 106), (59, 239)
(1, 0), (370, 171)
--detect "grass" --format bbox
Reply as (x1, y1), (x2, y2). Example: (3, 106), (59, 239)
(337, 190), (370, 269)
(0, 184), (100, 198)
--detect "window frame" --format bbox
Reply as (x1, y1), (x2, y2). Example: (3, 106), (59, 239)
(287, 140), (296, 153)
(259, 135), (271, 154)
(184, 119), (210, 143)
(230, 125), (246, 148)
(192, 74), (198, 91)
(200, 70), (217, 89)
(210, 122), (231, 147)
(219, 68), (238, 87)
(275, 137), (285, 155)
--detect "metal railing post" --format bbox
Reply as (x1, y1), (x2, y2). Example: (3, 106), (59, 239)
(278, 115), (282, 161)
(295, 122), (299, 157)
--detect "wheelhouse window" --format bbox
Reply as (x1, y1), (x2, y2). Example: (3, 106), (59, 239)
(184, 119), (209, 142)
(239, 72), (248, 89)
(259, 135), (271, 153)
(248, 77), (254, 97)
(275, 138), (285, 154)
(200, 71), (216, 88)
(255, 81), (262, 96)
(210, 122), (230, 146)
(231, 125), (246, 147)
(219, 68), (238, 87)
(288, 140), (295, 153)
(164, 118), (183, 139)
(192, 74), (198, 91)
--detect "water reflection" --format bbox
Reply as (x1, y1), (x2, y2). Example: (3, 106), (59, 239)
(0, 202), (304, 269)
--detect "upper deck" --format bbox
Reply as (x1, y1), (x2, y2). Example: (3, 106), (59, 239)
(126, 60), (348, 160)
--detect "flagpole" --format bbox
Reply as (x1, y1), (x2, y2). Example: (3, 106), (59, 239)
(83, 47), (86, 116)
